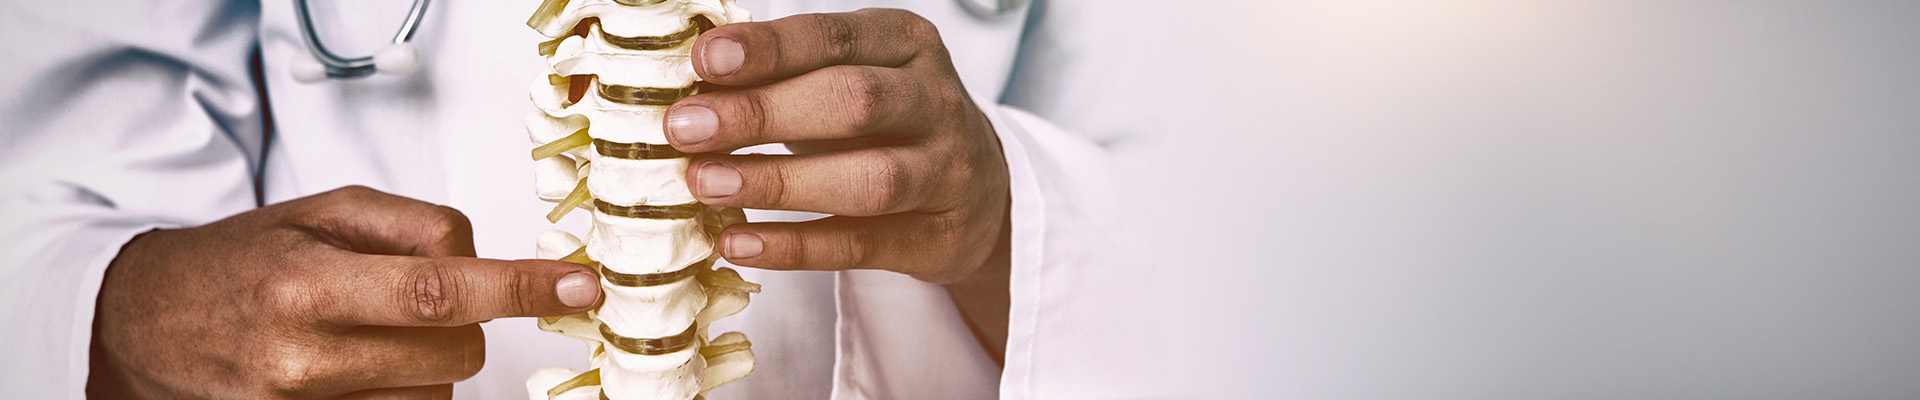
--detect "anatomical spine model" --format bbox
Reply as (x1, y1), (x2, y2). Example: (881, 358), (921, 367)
(519, 1), (757, 399)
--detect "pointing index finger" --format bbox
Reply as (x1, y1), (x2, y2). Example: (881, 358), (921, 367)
(694, 8), (943, 85)
(319, 256), (601, 328)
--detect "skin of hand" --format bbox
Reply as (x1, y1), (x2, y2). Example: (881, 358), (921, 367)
(86, 186), (604, 399)
(666, 8), (1013, 363)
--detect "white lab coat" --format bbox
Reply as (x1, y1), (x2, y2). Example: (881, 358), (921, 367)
(0, 0), (1173, 398)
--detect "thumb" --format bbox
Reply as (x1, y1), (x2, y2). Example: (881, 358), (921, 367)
(322, 255), (603, 327)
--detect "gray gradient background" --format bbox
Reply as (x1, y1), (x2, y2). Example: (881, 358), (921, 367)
(1010, 1), (1920, 398)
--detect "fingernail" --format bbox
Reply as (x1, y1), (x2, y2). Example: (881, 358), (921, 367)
(667, 105), (719, 146)
(726, 232), (763, 259)
(704, 37), (744, 76)
(697, 162), (742, 198)
(555, 272), (599, 308)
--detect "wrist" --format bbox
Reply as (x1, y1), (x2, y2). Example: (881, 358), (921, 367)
(944, 203), (1013, 365)
(88, 229), (158, 399)
(87, 319), (136, 398)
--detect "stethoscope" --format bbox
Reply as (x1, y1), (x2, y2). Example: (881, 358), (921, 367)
(288, 0), (1025, 83)
(288, 0), (431, 83)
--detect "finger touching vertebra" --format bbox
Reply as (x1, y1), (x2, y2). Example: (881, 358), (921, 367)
(666, 65), (929, 152)
(689, 148), (942, 216)
(692, 8), (941, 85)
(320, 256), (601, 327)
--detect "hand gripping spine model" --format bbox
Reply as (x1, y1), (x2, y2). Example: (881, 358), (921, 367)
(520, 1), (756, 399)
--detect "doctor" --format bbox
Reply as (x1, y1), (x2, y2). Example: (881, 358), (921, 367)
(1, 0), (1162, 399)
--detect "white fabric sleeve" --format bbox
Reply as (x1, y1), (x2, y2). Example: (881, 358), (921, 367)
(993, 104), (1068, 400)
(992, 104), (1182, 399)
(987, 1), (1192, 395)
(827, 98), (1168, 399)
(0, 1), (263, 397)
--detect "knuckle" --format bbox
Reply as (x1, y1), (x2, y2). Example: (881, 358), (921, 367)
(509, 267), (538, 316)
(833, 68), (883, 131)
(842, 229), (872, 270)
(767, 229), (805, 268)
(926, 212), (967, 245)
(263, 348), (324, 394)
(815, 13), (860, 63)
(403, 261), (461, 324)
(787, 229), (859, 270)
(934, 154), (977, 210)
(429, 205), (474, 240)
(308, 185), (376, 211)
(331, 185), (376, 198)
(739, 92), (773, 142)
(760, 160), (793, 208)
(899, 11), (942, 44)
(859, 154), (908, 214)
(921, 215), (973, 283)
(325, 185), (387, 207)
(255, 276), (329, 322)
(932, 80), (968, 112)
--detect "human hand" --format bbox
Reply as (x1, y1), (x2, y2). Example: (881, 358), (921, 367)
(87, 186), (603, 399)
(667, 8), (1011, 285)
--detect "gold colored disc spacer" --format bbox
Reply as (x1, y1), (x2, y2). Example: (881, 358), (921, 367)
(593, 199), (703, 220)
(599, 258), (711, 287)
(599, 322), (698, 356)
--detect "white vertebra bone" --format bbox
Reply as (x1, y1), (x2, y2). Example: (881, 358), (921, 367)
(523, 1), (756, 399)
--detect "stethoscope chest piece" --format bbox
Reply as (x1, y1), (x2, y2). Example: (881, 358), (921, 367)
(958, 0), (1030, 18)
(289, 0), (432, 83)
